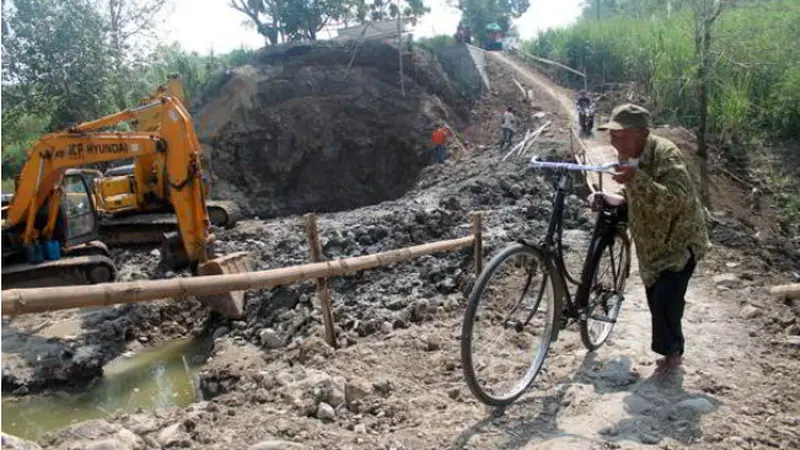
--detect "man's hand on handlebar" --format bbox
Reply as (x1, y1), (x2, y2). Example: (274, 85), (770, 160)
(587, 191), (626, 210)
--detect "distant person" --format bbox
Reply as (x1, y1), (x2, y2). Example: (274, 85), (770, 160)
(499, 107), (516, 151)
(431, 122), (451, 164)
(592, 103), (710, 378)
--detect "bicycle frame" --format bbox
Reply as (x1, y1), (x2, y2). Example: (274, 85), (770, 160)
(521, 158), (630, 342)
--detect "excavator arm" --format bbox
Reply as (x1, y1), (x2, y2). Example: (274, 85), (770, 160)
(5, 97), (214, 268)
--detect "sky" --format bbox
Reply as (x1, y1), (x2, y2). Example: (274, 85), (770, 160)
(157, 0), (584, 55)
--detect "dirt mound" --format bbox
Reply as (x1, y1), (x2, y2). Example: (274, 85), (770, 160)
(195, 40), (474, 218)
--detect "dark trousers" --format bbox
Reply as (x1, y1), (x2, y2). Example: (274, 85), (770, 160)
(432, 144), (447, 163)
(500, 128), (514, 150)
(645, 250), (696, 356)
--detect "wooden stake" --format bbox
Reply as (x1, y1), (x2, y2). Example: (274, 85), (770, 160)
(304, 213), (337, 348)
(470, 212), (483, 274)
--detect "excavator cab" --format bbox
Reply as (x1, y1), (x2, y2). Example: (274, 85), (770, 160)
(2, 171), (117, 289)
(61, 171), (102, 246)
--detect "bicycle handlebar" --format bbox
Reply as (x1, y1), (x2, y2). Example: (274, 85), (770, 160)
(529, 155), (628, 174)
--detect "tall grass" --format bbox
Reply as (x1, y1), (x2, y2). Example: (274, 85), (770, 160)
(525, 0), (800, 142)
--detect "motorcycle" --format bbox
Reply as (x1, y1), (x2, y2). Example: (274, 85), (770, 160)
(577, 102), (596, 136)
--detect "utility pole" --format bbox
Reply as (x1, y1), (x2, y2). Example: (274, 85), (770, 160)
(398, 12), (406, 97)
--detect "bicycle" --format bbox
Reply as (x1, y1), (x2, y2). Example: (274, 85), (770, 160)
(460, 155), (633, 407)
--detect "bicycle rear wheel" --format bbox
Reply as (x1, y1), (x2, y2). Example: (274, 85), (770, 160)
(579, 231), (631, 351)
(461, 243), (557, 407)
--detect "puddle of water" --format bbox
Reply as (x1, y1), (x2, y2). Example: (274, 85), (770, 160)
(2, 336), (212, 441)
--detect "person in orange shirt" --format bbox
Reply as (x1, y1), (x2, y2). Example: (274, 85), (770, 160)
(431, 122), (451, 164)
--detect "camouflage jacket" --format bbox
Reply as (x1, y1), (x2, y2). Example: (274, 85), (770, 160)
(623, 134), (710, 287)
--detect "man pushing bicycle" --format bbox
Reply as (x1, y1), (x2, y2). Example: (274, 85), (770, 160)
(594, 103), (710, 377)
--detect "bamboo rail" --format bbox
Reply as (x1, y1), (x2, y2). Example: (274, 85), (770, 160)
(3, 216), (484, 321)
(770, 283), (800, 299)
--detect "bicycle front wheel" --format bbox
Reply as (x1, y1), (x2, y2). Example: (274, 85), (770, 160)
(579, 231), (631, 351)
(461, 243), (557, 407)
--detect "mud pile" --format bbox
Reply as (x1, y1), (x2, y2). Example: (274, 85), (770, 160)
(195, 40), (476, 218)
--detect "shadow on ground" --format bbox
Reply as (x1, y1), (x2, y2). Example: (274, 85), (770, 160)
(450, 351), (721, 449)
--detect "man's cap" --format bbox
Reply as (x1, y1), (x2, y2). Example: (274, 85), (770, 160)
(597, 103), (650, 131)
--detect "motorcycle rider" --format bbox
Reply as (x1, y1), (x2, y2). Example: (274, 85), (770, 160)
(576, 90), (596, 133)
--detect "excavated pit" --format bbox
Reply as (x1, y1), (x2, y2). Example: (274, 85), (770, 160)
(196, 40), (477, 218)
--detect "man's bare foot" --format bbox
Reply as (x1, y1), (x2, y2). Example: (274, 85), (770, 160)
(654, 354), (682, 377)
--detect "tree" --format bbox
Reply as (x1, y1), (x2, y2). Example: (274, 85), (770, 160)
(96, 0), (170, 110)
(230, 0), (429, 45)
(2, 0), (113, 128)
(454, 0), (529, 46)
(281, 0), (353, 41)
(690, 0), (732, 207)
(230, 0), (284, 45)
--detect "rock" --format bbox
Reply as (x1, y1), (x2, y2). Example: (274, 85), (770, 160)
(448, 387), (460, 400)
(248, 440), (308, 450)
(640, 433), (660, 444)
(84, 439), (130, 450)
(259, 328), (283, 349)
(740, 305), (761, 319)
(157, 422), (190, 447)
(212, 326), (230, 341)
(325, 379), (347, 407)
(345, 377), (373, 404)
(713, 273), (741, 288)
(120, 413), (160, 434)
(373, 378), (393, 396)
(40, 420), (144, 450)
(381, 321), (394, 334)
(424, 336), (441, 351)
(1, 433), (42, 450)
(278, 368), (345, 410)
(675, 397), (715, 415)
(150, 249), (160, 257)
(316, 402), (336, 421)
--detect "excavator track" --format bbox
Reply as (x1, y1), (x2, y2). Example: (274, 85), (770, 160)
(2, 241), (117, 290)
(97, 201), (242, 247)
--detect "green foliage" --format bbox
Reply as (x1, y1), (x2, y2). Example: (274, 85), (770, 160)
(229, 0), (428, 45)
(416, 34), (458, 50)
(0, 0), (257, 182)
(1, 113), (50, 181)
(456, 0), (530, 45)
(2, 0), (114, 128)
(527, 0), (800, 140)
(775, 193), (800, 235)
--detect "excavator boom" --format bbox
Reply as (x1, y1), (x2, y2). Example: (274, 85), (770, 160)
(84, 75), (240, 248)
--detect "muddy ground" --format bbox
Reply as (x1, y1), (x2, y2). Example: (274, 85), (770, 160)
(3, 46), (799, 450)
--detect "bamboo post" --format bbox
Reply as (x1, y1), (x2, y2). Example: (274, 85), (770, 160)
(304, 213), (337, 348)
(470, 212), (483, 274)
(2, 236), (476, 317)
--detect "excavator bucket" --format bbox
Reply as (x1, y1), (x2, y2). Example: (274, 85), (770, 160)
(195, 251), (254, 319)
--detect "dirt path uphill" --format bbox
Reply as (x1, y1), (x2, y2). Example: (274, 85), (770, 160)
(475, 49), (800, 449)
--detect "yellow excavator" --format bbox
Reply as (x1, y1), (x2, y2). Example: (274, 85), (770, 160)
(79, 75), (241, 249)
(1, 94), (252, 318)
